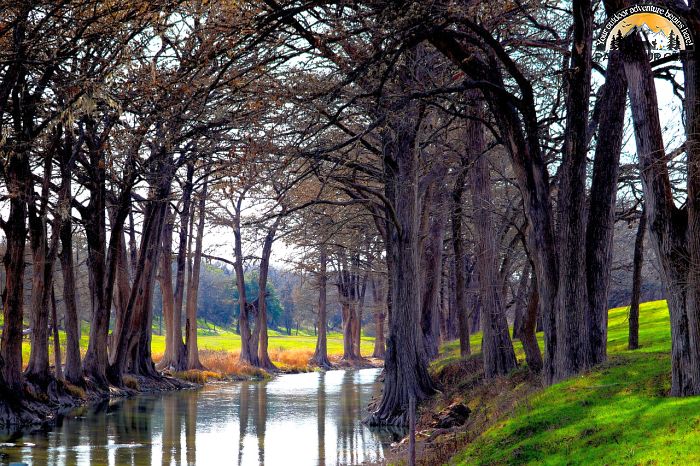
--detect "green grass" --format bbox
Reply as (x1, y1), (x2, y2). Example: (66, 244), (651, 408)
(449, 300), (700, 465)
(150, 328), (375, 357)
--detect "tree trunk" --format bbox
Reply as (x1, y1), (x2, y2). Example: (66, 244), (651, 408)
(629, 207), (646, 350)
(58, 130), (82, 384)
(682, 17), (700, 390)
(451, 155), (470, 357)
(81, 139), (132, 386)
(468, 114), (517, 378)
(107, 156), (173, 384)
(372, 278), (386, 359)
(51, 286), (63, 381)
(109, 225), (131, 365)
(430, 32), (559, 385)
(311, 247), (332, 368)
(26, 210), (50, 383)
(337, 253), (360, 362)
(341, 300), (356, 360)
(117, 179), (171, 379)
(512, 263), (531, 340)
(60, 214), (82, 385)
(552, 0), (594, 381)
(235, 198), (257, 365)
(185, 174), (209, 371)
(170, 163), (193, 371)
(1, 166), (28, 392)
(585, 52), (628, 366)
(366, 62), (435, 424)
(621, 32), (698, 396)
(521, 274), (543, 372)
(256, 219), (281, 371)
(157, 208), (176, 370)
(354, 270), (368, 359)
(421, 187), (447, 360)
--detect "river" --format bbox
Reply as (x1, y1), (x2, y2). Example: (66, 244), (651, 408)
(0, 368), (405, 466)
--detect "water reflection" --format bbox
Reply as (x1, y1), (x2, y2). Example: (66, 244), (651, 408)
(0, 368), (404, 465)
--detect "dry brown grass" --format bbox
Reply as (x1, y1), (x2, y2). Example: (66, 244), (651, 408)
(198, 350), (269, 378)
(171, 369), (227, 384)
(173, 348), (320, 376)
(268, 348), (314, 371)
(155, 348), (374, 379)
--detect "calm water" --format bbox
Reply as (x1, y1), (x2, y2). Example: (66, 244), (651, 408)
(0, 368), (405, 466)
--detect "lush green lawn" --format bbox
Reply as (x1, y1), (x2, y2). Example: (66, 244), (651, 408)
(149, 327), (376, 357)
(450, 300), (700, 465)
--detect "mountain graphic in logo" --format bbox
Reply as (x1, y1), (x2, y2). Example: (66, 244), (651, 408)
(616, 23), (681, 50)
(597, 6), (693, 58)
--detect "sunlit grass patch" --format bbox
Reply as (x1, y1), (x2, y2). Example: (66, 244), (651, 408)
(448, 300), (699, 466)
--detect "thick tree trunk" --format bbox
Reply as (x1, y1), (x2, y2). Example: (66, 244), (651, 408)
(123, 185), (170, 379)
(585, 53), (628, 366)
(682, 21), (700, 389)
(622, 33), (698, 396)
(82, 221), (109, 385)
(439, 264), (449, 341)
(629, 207), (646, 350)
(365, 71), (435, 425)
(1, 171), (28, 392)
(185, 174), (208, 371)
(337, 254), (361, 362)
(468, 116), (517, 378)
(311, 247), (332, 368)
(552, 0), (594, 381)
(26, 212), (50, 383)
(446, 256), (459, 341)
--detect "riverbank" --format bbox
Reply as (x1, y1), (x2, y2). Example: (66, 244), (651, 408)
(0, 371), (198, 430)
(386, 300), (699, 465)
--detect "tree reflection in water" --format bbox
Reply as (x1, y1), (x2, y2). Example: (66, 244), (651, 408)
(0, 368), (404, 465)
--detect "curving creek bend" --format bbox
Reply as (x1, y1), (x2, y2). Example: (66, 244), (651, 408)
(0, 368), (406, 466)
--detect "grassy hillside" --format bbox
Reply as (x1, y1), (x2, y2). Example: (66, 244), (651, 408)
(444, 300), (700, 465)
